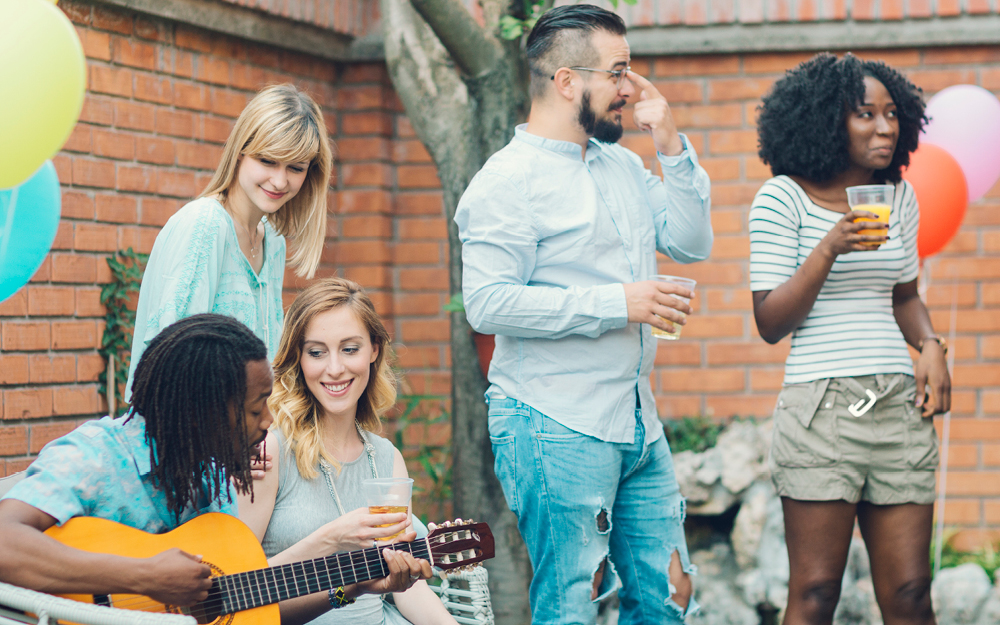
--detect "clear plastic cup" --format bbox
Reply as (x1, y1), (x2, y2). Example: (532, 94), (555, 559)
(652, 275), (696, 340)
(846, 184), (893, 248)
(363, 477), (412, 541)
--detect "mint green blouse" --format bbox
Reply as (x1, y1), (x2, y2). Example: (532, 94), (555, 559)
(125, 197), (285, 398)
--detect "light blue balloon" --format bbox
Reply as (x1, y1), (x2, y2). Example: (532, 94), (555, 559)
(0, 161), (61, 304)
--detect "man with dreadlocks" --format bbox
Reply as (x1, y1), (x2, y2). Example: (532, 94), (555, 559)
(0, 314), (429, 612)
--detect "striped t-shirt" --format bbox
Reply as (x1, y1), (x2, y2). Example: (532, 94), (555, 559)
(749, 175), (920, 385)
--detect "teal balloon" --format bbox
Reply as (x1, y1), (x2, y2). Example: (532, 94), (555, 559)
(0, 161), (61, 303)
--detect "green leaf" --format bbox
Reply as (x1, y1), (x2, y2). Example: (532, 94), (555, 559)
(442, 293), (465, 313)
(498, 15), (524, 40)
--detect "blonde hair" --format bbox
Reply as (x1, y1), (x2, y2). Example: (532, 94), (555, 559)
(269, 278), (397, 479)
(201, 84), (332, 279)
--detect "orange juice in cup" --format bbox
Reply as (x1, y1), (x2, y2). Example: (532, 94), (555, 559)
(363, 477), (412, 542)
(846, 185), (893, 248)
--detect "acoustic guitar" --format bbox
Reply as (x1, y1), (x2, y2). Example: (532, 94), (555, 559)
(44, 513), (494, 625)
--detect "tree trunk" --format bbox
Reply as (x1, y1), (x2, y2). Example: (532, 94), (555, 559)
(380, 2), (531, 623)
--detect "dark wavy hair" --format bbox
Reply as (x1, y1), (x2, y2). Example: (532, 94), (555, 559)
(756, 52), (926, 183)
(129, 313), (268, 518)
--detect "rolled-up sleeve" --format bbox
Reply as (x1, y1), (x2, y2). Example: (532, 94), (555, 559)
(456, 172), (628, 339)
(646, 134), (713, 263)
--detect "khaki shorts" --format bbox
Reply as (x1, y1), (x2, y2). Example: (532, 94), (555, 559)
(769, 374), (938, 505)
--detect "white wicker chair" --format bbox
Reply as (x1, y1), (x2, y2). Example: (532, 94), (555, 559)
(430, 567), (494, 625)
(0, 582), (195, 625)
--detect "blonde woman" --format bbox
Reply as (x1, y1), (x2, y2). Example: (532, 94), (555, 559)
(126, 83), (332, 397)
(237, 278), (458, 625)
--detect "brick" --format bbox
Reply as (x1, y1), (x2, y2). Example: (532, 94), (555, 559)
(712, 183), (761, 206)
(392, 242), (441, 265)
(140, 197), (182, 227)
(96, 194), (138, 223)
(89, 64), (132, 98)
(923, 283), (977, 309)
(2, 459), (35, 476)
(765, 0), (792, 20)
(74, 222), (118, 252)
(114, 100), (156, 132)
(53, 385), (101, 417)
(708, 130), (758, 154)
(165, 49), (195, 79)
(135, 136), (176, 166)
(0, 426), (29, 455)
(705, 395), (777, 418)
(117, 164), (157, 193)
(60, 0), (93, 25)
(210, 88), (249, 118)
(946, 444), (980, 469)
(155, 110), (197, 139)
(707, 341), (790, 365)
(947, 418), (1000, 441)
(880, 0), (904, 19)
(924, 47), (1000, 66)
(51, 321), (98, 351)
(708, 77), (776, 102)
(743, 52), (815, 75)
(27, 286), (76, 316)
(91, 5), (132, 34)
(53, 154), (73, 185)
(134, 73), (174, 105)
(750, 368), (785, 391)
(202, 116), (233, 143)
(796, 0), (818, 20)
(683, 314), (744, 338)
(92, 128), (135, 160)
(157, 171), (197, 198)
(936, 0), (961, 16)
(30, 257), (51, 283)
(338, 137), (392, 161)
(393, 344), (442, 373)
(197, 56), (231, 86)
(942, 499), (981, 525)
(327, 240), (391, 265)
(29, 422), (79, 454)
(112, 37), (157, 70)
(338, 190), (392, 214)
(699, 157), (741, 182)
(175, 26), (214, 53)
(134, 16), (169, 42)
(660, 367), (744, 392)
(398, 268), (448, 291)
(175, 141), (220, 170)
(392, 140), (432, 164)
(76, 287), (105, 317)
(396, 192), (443, 216)
(907, 0), (932, 17)
(79, 94), (115, 126)
(656, 395), (702, 420)
(673, 103), (743, 129)
(968, 0), (992, 13)
(1, 321), (50, 351)
(909, 70), (978, 95)
(29, 355), (77, 385)
(64, 122), (93, 153)
(661, 261), (743, 286)
(342, 112), (393, 136)
(653, 342), (702, 366)
(72, 157), (116, 189)
(51, 222), (75, 252)
(951, 365), (1000, 388)
(2, 389), (54, 420)
(399, 319), (450, 343)
(0, 289), (27, 316)
(174, 81), (211, 112)
(61, 192), (95, 220)
(78, 354), (106, 382)
(398, 218), (447, 240)
(706, 288), (753, 312)
(341, 164), (393, 188)
(0, 355), (30, 385)
(343, 266), (391, 288)
(394, 293), (444, 317)
(946, 472), (1000, 497)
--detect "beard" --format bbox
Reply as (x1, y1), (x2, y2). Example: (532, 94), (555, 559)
(578, 90), (625, 144)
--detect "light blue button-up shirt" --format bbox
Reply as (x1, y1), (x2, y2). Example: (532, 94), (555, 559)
(455, 125), (712, 445)
(2, 415), (237, 531)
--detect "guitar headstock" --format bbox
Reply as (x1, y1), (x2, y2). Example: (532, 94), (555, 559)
(426, 519), (495, 572)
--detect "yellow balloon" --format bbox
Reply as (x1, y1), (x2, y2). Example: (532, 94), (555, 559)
(0, 0), (85, 189)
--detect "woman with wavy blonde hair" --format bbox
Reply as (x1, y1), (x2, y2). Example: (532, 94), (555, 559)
(126, 83), (332, 398)
(238, 278), (457, 625)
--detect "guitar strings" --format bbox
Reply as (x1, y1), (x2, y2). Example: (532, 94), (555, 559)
(102, 540), (470, 614)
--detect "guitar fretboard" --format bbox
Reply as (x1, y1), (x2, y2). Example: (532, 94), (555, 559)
(213, 540), (431, 614)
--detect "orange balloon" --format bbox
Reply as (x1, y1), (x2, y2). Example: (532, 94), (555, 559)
(902, 143), (969, 259)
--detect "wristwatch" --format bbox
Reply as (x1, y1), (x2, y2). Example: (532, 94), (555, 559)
(918, 334), (948, 355)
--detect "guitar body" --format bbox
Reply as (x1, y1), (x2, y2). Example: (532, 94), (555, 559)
(45, 513), (278, 625)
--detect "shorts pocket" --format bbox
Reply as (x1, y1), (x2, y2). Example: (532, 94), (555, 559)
(902, 386), (940, 470)
(771, 381), (840, 468)
(490, 435), (519, 514)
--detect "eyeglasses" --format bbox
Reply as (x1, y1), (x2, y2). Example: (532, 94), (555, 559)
(551, 66), (631, 90)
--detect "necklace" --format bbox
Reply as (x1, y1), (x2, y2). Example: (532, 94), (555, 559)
(234, 218), (262, 258)
(319, 422), (378, 516)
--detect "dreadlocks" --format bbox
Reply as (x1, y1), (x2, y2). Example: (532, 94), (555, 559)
(128, 313), (268, 519)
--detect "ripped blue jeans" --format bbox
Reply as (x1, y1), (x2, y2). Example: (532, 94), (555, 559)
(488, 397), (697, 625)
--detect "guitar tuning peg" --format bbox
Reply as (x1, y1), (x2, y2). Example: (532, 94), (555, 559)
(442, 520), (452, 527)
(467, 518), (475, 524)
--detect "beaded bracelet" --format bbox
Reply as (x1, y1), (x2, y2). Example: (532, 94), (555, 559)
(328, 586), (356, 609)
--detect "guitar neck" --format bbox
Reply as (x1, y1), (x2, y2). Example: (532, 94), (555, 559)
(213, 539), (430, 614)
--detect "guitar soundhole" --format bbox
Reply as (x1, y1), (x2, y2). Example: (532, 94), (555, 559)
(180, 560), (233, 625)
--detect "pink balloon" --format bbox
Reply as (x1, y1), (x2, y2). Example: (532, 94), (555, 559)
(921, 85), (1000, 202)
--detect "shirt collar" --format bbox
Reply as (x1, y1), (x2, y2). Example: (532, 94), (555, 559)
(514, 124), (605, 162)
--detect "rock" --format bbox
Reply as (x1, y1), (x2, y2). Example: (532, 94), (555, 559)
(932, 563), (992, 624)
(687, 544), (759, 625)
(731, 481), (772, 570)
(717, 421), (767, 494)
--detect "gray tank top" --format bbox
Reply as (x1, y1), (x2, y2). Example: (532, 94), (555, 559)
(261, 428), (396, 625)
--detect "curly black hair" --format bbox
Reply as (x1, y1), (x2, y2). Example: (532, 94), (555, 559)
(756, 52), (926, 183)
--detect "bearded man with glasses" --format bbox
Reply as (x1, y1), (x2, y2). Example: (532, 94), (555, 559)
(455, 4), (712, 625)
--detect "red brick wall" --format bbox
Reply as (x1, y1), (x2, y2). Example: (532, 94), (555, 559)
(1, 1), (998, 546)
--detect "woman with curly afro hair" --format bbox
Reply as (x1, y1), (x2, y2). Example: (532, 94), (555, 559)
(749, 53), (951, 625)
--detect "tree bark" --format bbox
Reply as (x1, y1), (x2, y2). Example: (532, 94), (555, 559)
(380, 2), (531, 624)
